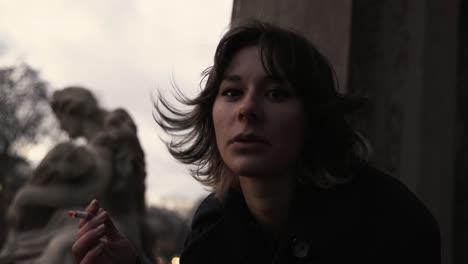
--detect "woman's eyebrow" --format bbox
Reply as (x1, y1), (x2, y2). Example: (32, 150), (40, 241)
(221, 75), (278, 83)
(221, 75), (241, 82)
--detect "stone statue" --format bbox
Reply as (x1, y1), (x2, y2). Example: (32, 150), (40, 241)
(0, 86), (154, 263)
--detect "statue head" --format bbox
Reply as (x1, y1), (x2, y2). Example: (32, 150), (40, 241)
(50, 86), (103, 139)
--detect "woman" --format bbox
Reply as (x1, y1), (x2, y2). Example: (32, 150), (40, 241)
(72, 20), (440, 264)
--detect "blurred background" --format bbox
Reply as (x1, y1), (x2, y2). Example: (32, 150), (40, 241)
(0, 0), (466, 263)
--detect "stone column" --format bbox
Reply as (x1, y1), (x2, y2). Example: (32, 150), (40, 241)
(231, 0), (353, 92)
(348, 1), (458, 263)
(419, 1), (458, 263)
(454, 1), (468, 263)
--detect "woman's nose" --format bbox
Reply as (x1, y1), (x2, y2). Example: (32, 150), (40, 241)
(237, 94), (262, 122)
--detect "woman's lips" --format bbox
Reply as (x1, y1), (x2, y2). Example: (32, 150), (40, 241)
(228, 133), (269, 145)
(229, 134), (269, 150)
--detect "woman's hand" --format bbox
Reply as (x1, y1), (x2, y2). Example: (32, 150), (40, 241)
(71, 199), (138, 264)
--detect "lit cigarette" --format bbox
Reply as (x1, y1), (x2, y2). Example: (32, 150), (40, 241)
(68, 210), (94, 220)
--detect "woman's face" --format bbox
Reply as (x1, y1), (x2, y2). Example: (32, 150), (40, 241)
(55, 111), (84, 139)
(212, 46), (306, 178)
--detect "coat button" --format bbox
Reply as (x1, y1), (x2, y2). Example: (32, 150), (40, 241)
(292, 239), (309, 258)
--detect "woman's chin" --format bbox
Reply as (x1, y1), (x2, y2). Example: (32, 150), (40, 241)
(230, 163), (278, 178)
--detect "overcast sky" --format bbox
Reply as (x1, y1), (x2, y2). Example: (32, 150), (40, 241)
(0, 0), (233, 206)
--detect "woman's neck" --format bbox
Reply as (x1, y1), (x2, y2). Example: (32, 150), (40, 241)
(82, 111), (107, 141)
(239, 174), (295, 236)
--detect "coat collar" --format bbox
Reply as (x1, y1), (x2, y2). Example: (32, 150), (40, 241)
(288, 182), (362, 255)
(221, 181), (362, 262)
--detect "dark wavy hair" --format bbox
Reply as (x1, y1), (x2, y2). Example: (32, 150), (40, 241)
(154, 20), (370, 198)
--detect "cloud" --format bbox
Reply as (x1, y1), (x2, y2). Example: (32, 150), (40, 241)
(0, 0), (231, 205)
(0, 40), (7, 57)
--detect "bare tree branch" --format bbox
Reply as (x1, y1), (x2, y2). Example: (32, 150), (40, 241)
(0, 63), (53, 155)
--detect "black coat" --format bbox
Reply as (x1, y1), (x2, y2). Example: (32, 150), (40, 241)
(180, 164), (441, 264)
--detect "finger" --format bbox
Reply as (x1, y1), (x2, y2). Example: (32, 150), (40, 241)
(77, 210), (109, 240)
(80, 242), (104, 264)
(99, 237), (109, 244)
(103, 214), (124, 241)
(79, 199), (100, 228)
(73, 223), (106, 261)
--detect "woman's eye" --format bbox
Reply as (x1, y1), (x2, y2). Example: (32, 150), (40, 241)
(221, 88), (243, 98)
(265, 89), (290, 102)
